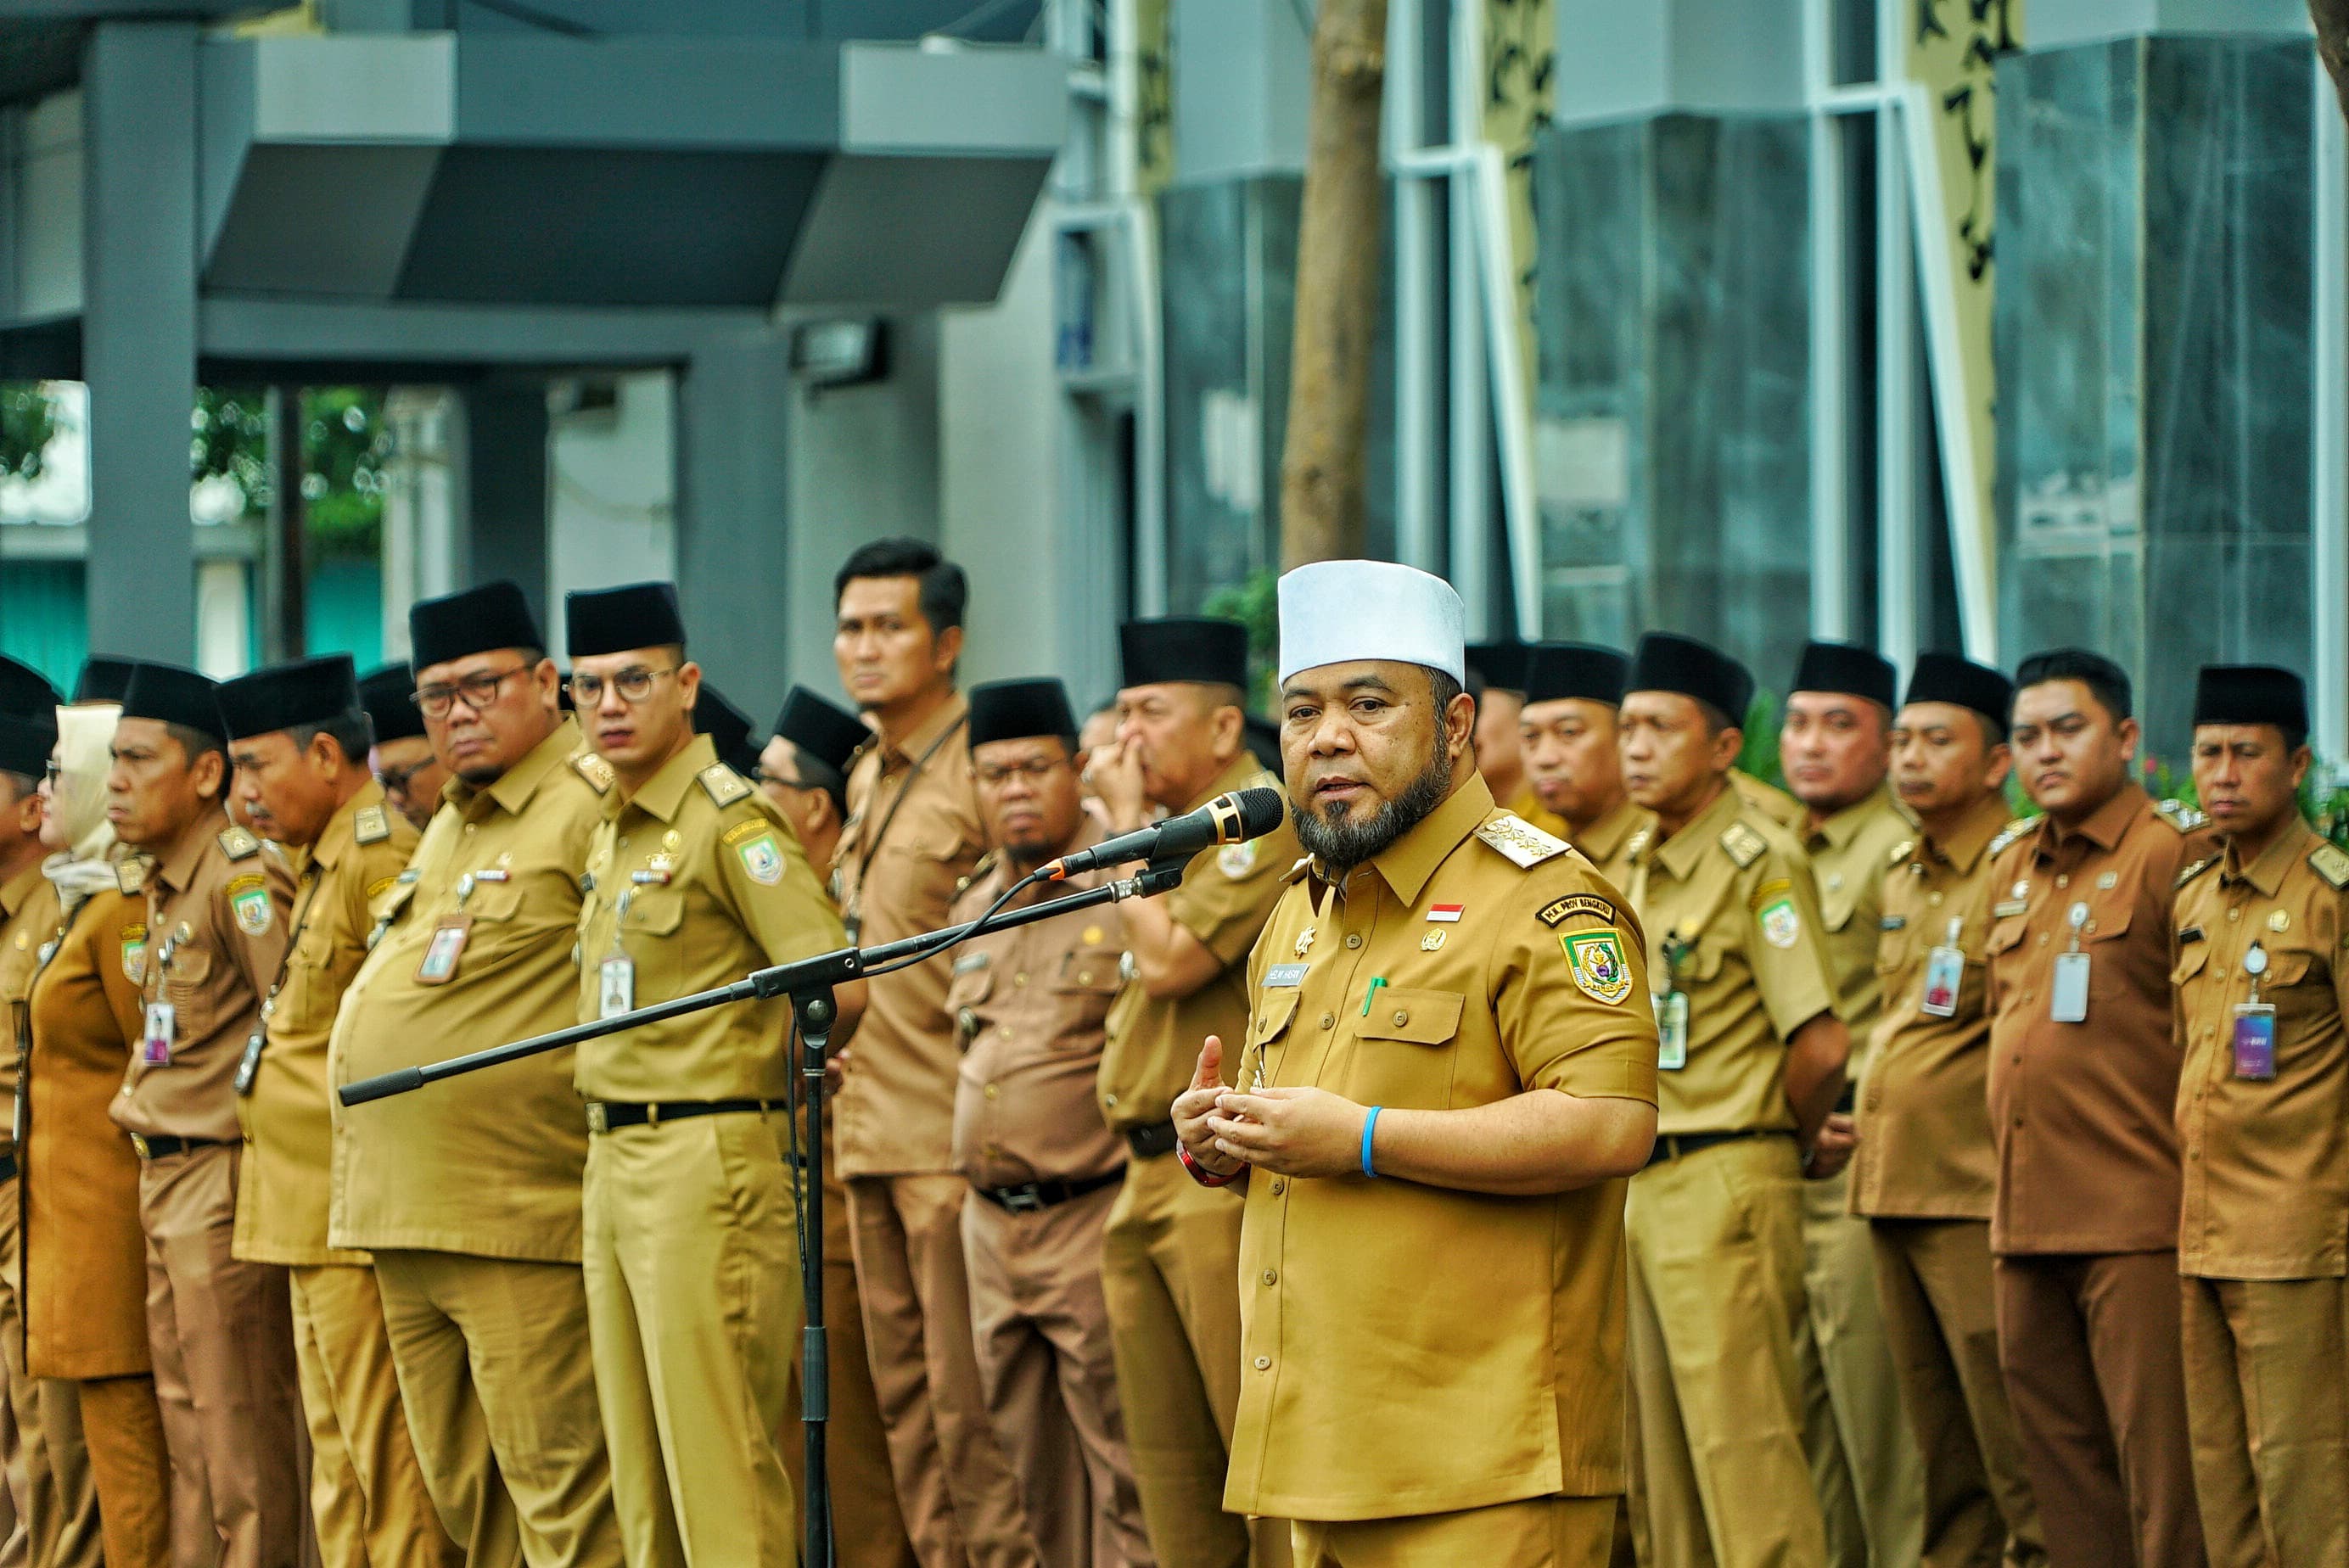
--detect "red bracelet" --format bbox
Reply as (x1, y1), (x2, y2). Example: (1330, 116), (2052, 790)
(1177, 1141), (1245, 1188)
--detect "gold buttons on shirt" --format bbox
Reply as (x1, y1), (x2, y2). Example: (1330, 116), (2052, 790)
(1014, 973), (1028, 988)
(984, 1084), (1000, 1100)
(2056, 875), (2069, 888)
(2228, 909), (2241, 921)
(1262, 1270), (1277, 1285)
(1392, 1011), (1408, 1026)
(1345, 933), (1363, 950)
(1319, 1013), (1335, 1029)
(1253, 1356), (1271, 1371)
(1270, 1179), (1286, 1195)
(1077, 971), (1092, 984)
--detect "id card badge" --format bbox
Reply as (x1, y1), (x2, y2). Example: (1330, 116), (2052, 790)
(1656, 992), (1690, 1071)
(1921, 947), (1964, 1018)
(598, 955), (635, 1020)
(2232, 1003), (2277, 1080)
(2050, 954), (2091, 1023)
(141, 1002), (176, 1067)
(416, 916), (471, 986)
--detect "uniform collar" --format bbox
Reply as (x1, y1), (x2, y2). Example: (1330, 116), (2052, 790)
(1354, 773), (1494, 909)
(1653, 781), (1746, 882)
(877, 692), (967, 770)
(1804, 782), (1898, 853)
(1186, 750), (1272, 815)
(454, 715), (585, 820)
(0, 859), (47, 921)
(153, 805), (232, 893)
(995, 814), (1110, 904)
(1920, 792), (2010, 873)
(2034, 780), (2146, 857)
(1577, 795), (1645, 863)
(307, 780), (387, 873)
(609, 733), (716, 826)
(2222, 816), (2314, 899)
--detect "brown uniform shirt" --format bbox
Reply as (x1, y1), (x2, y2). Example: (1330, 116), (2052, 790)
(1097, 752), (1299, 1134)
(1504, 784), (1573, 843)
(1849, 793), (2010, 1221)
(1574, 796), (1653, 897)
(1981, 783), (2216, 1255)
(1802, 785), (1915, 1042)
(946, 830), (1128, 1190)
(2171, 820), (2349, 1280)
(1226, 776), (1657, 1520)
(1733, 769), (1804, 830)
(831, 695), (983, 1179)
(1624, 783), (1840, 1134)
(113, 811), (289, 1144)
(233, 785), (418, 1266)
(0, 862), (62, 1159)
(329, 718), (606, 1263)
(575, 735), (844, 1103)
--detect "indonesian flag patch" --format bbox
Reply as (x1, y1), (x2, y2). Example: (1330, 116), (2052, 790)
(1426, 904), (1464, 923)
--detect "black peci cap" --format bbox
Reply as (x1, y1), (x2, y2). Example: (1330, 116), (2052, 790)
(2192, 665), (2308, 736)
(968, 678), (1078, 748)
(1465, 641), (1529, 696)
(1118, 618), (1249, 691)
(1628, 633), (1754, 725)
(73, 657), (137, 705)
(694, 683), (764, 777)
(1791, 641), (1897, 710)
(120, 662), (225, 742)
(1903, 652), (2012, 731)
(566, 581), (687, 661)
(0, 712), (54, 779)
(0, 656), (58, 720)
(1523, 643), (1629, 708)
(409, 581), (543, 673)
(772, 687), (867, 776)
(358, 664), (426, 743)
(216, 654), (361, 742)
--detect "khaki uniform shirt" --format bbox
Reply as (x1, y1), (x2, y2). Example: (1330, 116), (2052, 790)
(575, 736), (844, 1103)
(832, 696), (983, 1178)
(1574, 796), (1654, 897)
(2171, 820), (2349, 1280)
(1981, 783), (2215, 1255)
(1504, 784), (1573, 843)
(946, 830), (1129, 1190)
(0, 863), (62, 1160)
(1849, 794), (2010, 1220)
(1802, 787), (1915, 1072)
(1226, 776), (1657, 1520)
(1098, 753), (1300, 1134)
(113, 812), (288, 1144)
(235, 786), (418, 1266)
(1733, 769), (1803, 830)
(329, 718), (608, 1262)
(1624, 784), (1840, 1134)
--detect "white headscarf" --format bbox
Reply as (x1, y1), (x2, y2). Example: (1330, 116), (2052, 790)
(42, 703), (123, 916)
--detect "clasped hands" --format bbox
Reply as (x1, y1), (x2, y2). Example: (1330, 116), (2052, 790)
(1172, 1035), (1371, 1181)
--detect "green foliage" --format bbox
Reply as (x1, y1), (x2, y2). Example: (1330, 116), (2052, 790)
(1201, 569), (1281, 714)
(190, 386), (390, 560)
(1735, 690), (1786, 790)
(0, 385), (58, 482)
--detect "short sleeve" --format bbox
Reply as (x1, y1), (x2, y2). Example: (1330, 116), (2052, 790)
(1744, 853), (1839, 1041)
(1494, 875), (1659, 1105)
(1167, 838), (1290, 968)
(715, 803), (847, 969)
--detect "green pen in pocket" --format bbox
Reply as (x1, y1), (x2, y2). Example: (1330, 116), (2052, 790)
(1361, 976), (1388, 1016)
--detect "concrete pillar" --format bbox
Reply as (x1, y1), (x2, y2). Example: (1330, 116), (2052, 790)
(676, 331), (797, 708)
(458, 379), (552, 631)
(81, 22), (199, 662)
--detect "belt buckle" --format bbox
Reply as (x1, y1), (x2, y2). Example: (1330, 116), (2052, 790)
(1001, 1184), (1046, 1213)
(586, 1102), (608, 1136)
(129, 1133), (152, 1160)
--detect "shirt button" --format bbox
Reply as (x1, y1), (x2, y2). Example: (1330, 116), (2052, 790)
(2038, 934), (2048, 946)
(2057, 875), (2069, 888)
(998, 1027), (1012, 1040)
(1262, 1269), (1277, 1285)
(1928, 892), (1943, 906)
(1345, 934), (1363, 950)
(1014, 973), (1028, 988)
(1077, 972), (1092, 984)
(464, 824), (477, 835)
(984, 1084), (999, 1100)
(2228, 909), (2241, 922)
(1105, 1094), (1118, 1107)
(1270, 1179), (1287, 1195)
(1393, 1011), (1408, 1026)
(1320, 1013), (1335, 1029)
(1253, 1356), (1271, 1371)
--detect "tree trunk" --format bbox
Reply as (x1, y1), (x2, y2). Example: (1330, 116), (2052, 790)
(2318, 0), (2349, 117)
(1277, 0), (1388, 570)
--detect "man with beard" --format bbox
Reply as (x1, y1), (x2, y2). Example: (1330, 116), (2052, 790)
(1518, 643), (1649, 891)
(1174, 559), (1657, 1564)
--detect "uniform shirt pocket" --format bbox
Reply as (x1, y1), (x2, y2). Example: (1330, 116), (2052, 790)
(163, 944), (214, 1005)
(1347, 987), (1463, 1109)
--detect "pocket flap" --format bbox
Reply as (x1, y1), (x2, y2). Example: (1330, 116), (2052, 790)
(1251, 986), (1303, 1042)
(1355, 988), (1464, 1046)
(621, 889), (686, 937)
(2170, 941), (2210, 987)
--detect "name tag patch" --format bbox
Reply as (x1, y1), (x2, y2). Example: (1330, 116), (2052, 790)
(1263, 964), (1309, 988)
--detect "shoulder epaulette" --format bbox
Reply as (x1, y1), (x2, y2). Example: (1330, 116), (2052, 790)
(1888, 837), (1915, 867)
(2176, 856), (2217, 890)
(1623, 826), (1653, 864)
(217, 825), (261, 860)
(1987, 816), (2038, 860)
(697, 762), (752, 809)
(2155, 798), (2208, 833)
(970, 848), (1001, 883)
(1719, 820), (1767, 869)
(2309, 841), (2349, 890)
(571, 750), (616, 796)
(1474, 812), (1570, 870)
(354, 804), (392, 845)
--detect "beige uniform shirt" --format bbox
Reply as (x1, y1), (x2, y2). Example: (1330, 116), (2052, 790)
(575, 735), (844, 1103)
(0, 863), (62, 1160)
(1226, 776), (1657, 1520)
(1575, 796), (1654, 896)
(1624, 784), (1839, 1134)
(1801, 785), (1915, 1055)
(113, 812), (288, 1144)
(946, 832), (1129, 1190)
(2171, 820), (2349, 1280)
(1098, 753), (1300, 1134)
(832, 696), (983, 1178)
(235, 786), (417, 1265)
(1733, 769), (1804, 830)
(1849, 794), (2010, 1221)
(329, 718), (608, 1263)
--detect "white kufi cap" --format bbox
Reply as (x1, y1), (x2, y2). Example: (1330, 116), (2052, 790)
(1276, 560), (1466, 686)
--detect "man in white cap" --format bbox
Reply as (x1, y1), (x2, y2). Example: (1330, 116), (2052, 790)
(1173, 560), (1659, 1565)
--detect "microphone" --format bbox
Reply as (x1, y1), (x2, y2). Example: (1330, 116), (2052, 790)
(1043, 786), (1286, 881)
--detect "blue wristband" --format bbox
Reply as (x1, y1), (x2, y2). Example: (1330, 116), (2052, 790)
(1360, 1106), (1382, 1178)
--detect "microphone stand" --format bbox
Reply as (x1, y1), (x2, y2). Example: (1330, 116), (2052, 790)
(339, 854), (1192, 1568)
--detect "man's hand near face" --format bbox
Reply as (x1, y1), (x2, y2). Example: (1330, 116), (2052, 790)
(1087, 736), (1152, 835)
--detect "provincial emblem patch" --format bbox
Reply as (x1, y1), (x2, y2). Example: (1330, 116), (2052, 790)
(1758, 895), (1802, 949)
(737, 833), (784, 887)
(1561, 931), (1633, 1005)
(1218, 840), (1258, 878)
(229, 876), (274, 937)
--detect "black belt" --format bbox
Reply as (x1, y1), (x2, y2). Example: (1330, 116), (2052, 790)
(1644, 1129), (1792, 1168)
(971, 1168), (1125, 1214)
(126, 1134), (229, 1162)
(586, 1099), (772, 1134)
(1124, 1123), (1179, 1160)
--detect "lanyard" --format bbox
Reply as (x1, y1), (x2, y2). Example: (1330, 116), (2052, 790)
(843, 714), (967, 938)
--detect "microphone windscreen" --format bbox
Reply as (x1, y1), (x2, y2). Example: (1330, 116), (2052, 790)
(1233, 787), (1286, 838)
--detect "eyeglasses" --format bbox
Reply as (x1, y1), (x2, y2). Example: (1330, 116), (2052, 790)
(412, 664), (532, 720)
(42, 760), (60, 782)
(973, 758), (1070, 788)
(376, 761), (431, 797)
(567, 666), (678, 708)
(754, 770), (827, 794)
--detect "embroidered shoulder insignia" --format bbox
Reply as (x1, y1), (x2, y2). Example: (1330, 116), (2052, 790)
(1888, 838), (1915, 868)
(1719, 821), (1767, 868)
(365, 874), (401, 901)
(698, 763), (752, 809)
(970, 848), (1001, 883)
(2309, 842), (2349, 890)
(1537, 893), (1618, 928)
(1987, 816), (2038, 860)
(2155, 798), (2207, 833)
(721, 818), (769, 847)
(1475, 813), (1570, 870)
(354, 804), (391, 845)
(115, 860), (146, 896)
(2177, 857), (2217, 890)
(216, 825), (261, 860)
(571, 751), (616, 795)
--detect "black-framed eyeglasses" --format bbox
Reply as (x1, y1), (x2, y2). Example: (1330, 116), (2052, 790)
(567, 666), (678, 708)
(973, 758), (1070, 788)
(376, 761), (431, 796)
(754, 770), (826, 794)
(42, 759), (61, 783)
(412, 664), (532, 720)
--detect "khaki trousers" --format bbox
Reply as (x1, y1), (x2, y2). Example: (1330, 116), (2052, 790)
(965, 1180), (1155, 1568)
(0, 1175), (100, 1568)
(1871, 1221), (2043, 1568)
(1101, 1154), (1287, 1568)
(138, 1143), (306, 1568)
(1624, 1135), (1827, 1568)
(372, 1248), (620, 1568)
(584, 1112), (801, 1568)
(1993, 1252), (2203, 1568)
(1799, 1173), (1922, 1568)
(2179, 1275), (2349, 1568)
(1289, 1495), (1615, 1568)
(76, 1375), (171, 1568)
(782, 1141), (918, 1568)
(289, 1263), (460, 1567)
(847, 1172), (1038, 1568)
